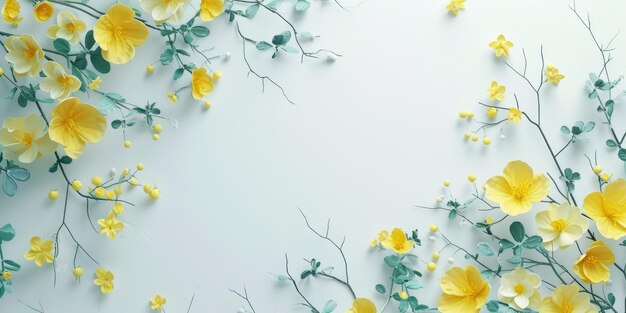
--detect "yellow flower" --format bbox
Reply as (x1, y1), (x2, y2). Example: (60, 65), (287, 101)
(140, 0), (190, 24)
(98, 212), (123, 239)
(49, 97), (106, 159)
(446, 0), (465, 15)
(94, 186), (105, 198)
(89, 77), (102, 90)
(426, 262), (436, 272)
(485, 160), (550, 216)
(486, 107), (498, 118)
(167, 91), (177, 103)
(489, 34), (514, 57)
(94, 268), (114, 294)
(438, 265), (490, 313)
(2, 271), (12, 280)
(150, 294), (167, 311)
(2, 0), (22, 26)
(48, 189), (59, 200)
(47, 11), (87, 45)
(24, 236), (54, 267)
(4, 34), (45, 77)
(370, 230), (389, 247)
(72, 179), (82, 191)
(345, 298), (376, 313)
(191, 67), (215, 100)
(381, 228), (413, 254)
(545, 65), (565, 85)
(535, 203), (589, 250)
(73, 266), (83, 278)
(600, 173), (611, 182)
(583, 179), (626, 240)
(486, 81), (505, 101)
(592, 166), (602, 175)
(94, 3), (149, 64)
(200, 0), (225, 21)
(146, 64), (155, 73)
(467, 174), (477, 182)
(498, 267), (541, 310)
(397, 291), (409, 299)
(539, 284), (598, 313)
(573, 241), (614, 284)
(482, 136), (491, 145)
(0, 114), (57, 163)
(33, 1), (54, 22)
(112, 202), (125, 215)
(484, 217), (494, 224)
(40, 61), (82, 100)
(507, 108), (522, 124)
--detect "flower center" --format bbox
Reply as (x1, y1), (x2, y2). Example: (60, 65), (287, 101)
(57, 75), (72, 88)
(113, 26), (125, 38)
(560, 301), (574, 313)
(550, 219), (566, 233)
(603, 201), (625, 220)
(585, 255), (598, 265)
(24, 46), (37, 58)
(510, 183), (530, 201)
(513, 283), (525, 294)
(21, 133), (34, 145)
(65, 22), (76, 32)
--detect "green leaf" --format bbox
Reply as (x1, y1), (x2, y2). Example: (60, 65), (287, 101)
(272, 31), (291, 45)
(486, 301), (499, 312)
(522, 235), (543, 249)
(6, 167), (29, 181)
(295, 0), (310, 11)
(265, 0), (283, 10)
(476, 242), (495, 256)
(606, 139), (618, 148)
(300, 270), (311, 279)
(53, 38), (71, 54)
(506, 255), (522, 264)
(71, 65), (87, 92)
(510, 222), (525, 242)
(375, 284), (386, 294)
(384, 255), (401, 267)
(111, 120), (123, 129)
(618, 149), (626, 162)
(59, 156), (72, 164)
(2, 175), (17, 197)
(499, 238), (515, 250)
(608, 293), (615, 305)
(583, 121), (595, 132)
(90, 48), (111, 74)
(160, 49), (174, 65)
(448, 209), (457, 220)
(3, 260), (20, 271)
(85, 30), (95, 50)
(560, 126), (570, 135)
(0, 224), (16, 241)
(322, 300), (337, 313)
(74, 53), (88, 70)
(190, 26), (210, 37)
(245, 4), (260, 18)
(173, 68), (184, 80)
(256, 41), (273, 51)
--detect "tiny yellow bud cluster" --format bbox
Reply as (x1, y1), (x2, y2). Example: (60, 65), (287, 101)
(48, 189), (59, 200)
(467, 174), (477, 183)
(146, 64), (155, 73)
(143, 184), (160, 200)
(486, 107), (498, 118)
(151, 124), (162, 141)
(458, 111), (474, 119)
(73, 266), (83, 279)
(429, 224), (439, 233)
(72, 180), (82, 191)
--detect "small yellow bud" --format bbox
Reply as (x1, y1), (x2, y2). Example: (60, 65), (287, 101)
(71, 180), (82, 191)
(443, 180), (450, 187)
(113, 186), (123, 196)
(0, 67), (4, 77)
(465, 111), (474, 118)
(149, 188), (160, 200)
(143, 184), (153, 194)
(48, 189), (59, 200)
(485, 217), (494, 224)
(427, 262), (436, 272)
(146, 64), (154, 73)
(470, 134), (479, 142)
(124, 140), (132, 148)
(91, 176), (102, 186)
(203, 101), (212, 110)
(601, 173), (611, 182)
(482, 136), (491, 145)
(94, 187), (105, 198)
(458, 111), (468, 118)
(152, 134), (160, 141)
(136, 163), (145, 171)
(432, 252), (440, 261)
(113, 202), (125, 215)
(167, 91), (177, 104)
(73, 266), (83, 278)
(486, 107), (498, 118)
(212, 70), (222, 80)
(397, 291), (409, 300)
(592, 166), (602, 175)
(429, 224), (439, 233)
(464, 132), (471, 139)
(2, 271), (12, 280)
(129, 178), (139, 186)
(122, 168), (130, 176)
(467, 174), (477, 182)
(105, 191), (115, 200)
(152, 124), (162, 134)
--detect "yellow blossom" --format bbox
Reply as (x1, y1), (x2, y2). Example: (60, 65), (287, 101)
(113, 186), (122, 196)
(112, 202), (125, 214)
(438, 265), (490, 313)
(600, 173), (611, 182)
(535, 203), (588, 250)
(40, 61), (82, 100)
(2, 0), (22, 26)
(200, 0), (225, 21)
(94, 187), (105, 198)
(432, 252), (440, 261)
(105, 190), (115, 199)
(485, 160), (550, 216)
(397, 291), (409, 300)
(47, 11), (86, 45)
(203, 100), (212, 109)
(482, 136), (491, 145)
(429, 224), (439, 233)
(140, 0), (190, 24)
(72, 179), (82, 191)
(345, 298), (376, 313)
(468, 174), (477, 182)
(4, 34), (45, 77)
(486, 107), (498, 118)
(129, 178), (139, 185)
(2, 271), (12, 280)
(486, 81), (506, 101)
(539, 284), (598, 313)
(137, 163), (145, 170)
(583, 179), (626, 239)
(91, 175), (102, 186)
(381, 228), (413, 254)
(470, 134), (478, 142)
(191, 67), (215, 100)
(150, 294), (167, 311)
(212, 70), (222, 80)
(592, 166), (602, 175)
(484, 217), (494, 224)
(167, 91), (177, 103)
(0, 114), (57, 163)
(370, 230), (389, 247)
(49, 97), (106, 159)
(124, 140), (132, 148)
(94, 268), (114, 294)
(427, 262), (436, 272)
(573, 241), (614, 284)
(98, 212), (123, 239)
(152, 134), (160, 141)
(146, 64), (154, 73)
(489, 34), (514, 57)
(94, 3), (149, 64)
(48, 189), (59, 200)
(149, 188), (160, 200)
(152, 124), (162, 134)
(498, 267), (541, 310)
(446, 0), (465, 15)
(33, 1), (54, 22)
(89, 77), (102, 90)
(545, 65), (565, 85)
(507, 108), (522, 124)
(73, 266), (83, 278)
(24, 236), (54, 267)
(122, 168), (130, 176)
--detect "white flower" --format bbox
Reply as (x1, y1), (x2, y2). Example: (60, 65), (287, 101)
(140, 0), (190, 24)
(535, 203), (589, 251)
(0, 115), (57, 163)
(498, 267), (541, 310)
(47, 11), (87, 45)
(4, 34), (45, 77)
(40, 61), (82, 100)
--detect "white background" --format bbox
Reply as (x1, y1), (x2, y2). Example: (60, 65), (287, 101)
(1, 0), (626, 311)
